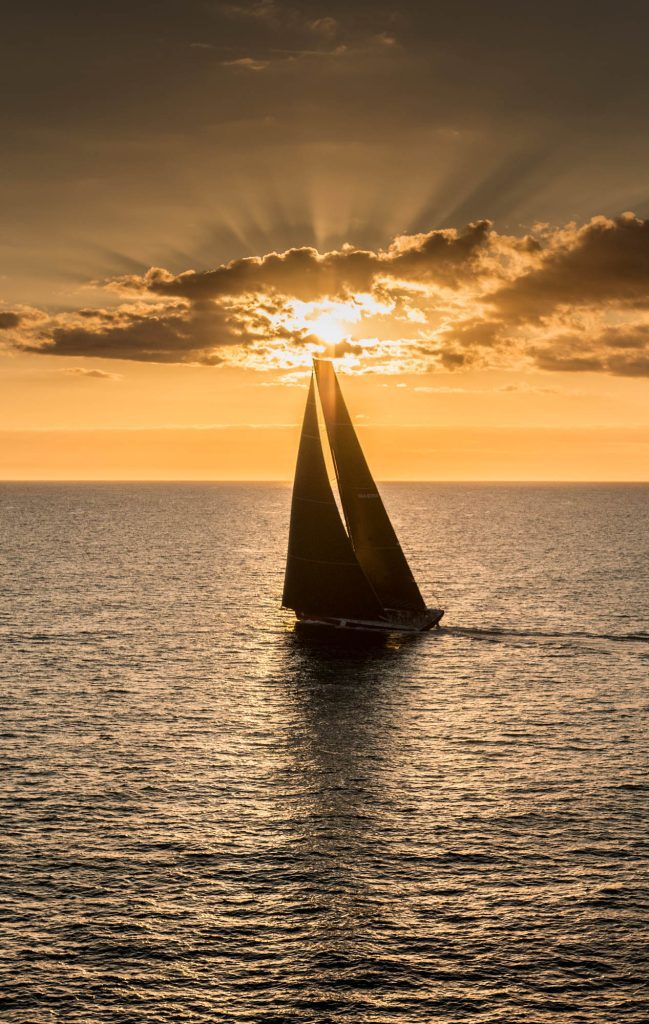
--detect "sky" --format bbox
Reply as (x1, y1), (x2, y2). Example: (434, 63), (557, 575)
(1, 0), (649, 479)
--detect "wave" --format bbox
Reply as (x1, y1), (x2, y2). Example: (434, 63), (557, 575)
(441, 625), (649, 645)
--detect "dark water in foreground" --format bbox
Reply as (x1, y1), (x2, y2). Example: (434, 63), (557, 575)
(1, 483), (648, 1023)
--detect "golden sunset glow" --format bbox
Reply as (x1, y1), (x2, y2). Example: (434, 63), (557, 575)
(5, 13), (649, 1024)
(306, 310), (348, 348)
(1, 2), (648, 479)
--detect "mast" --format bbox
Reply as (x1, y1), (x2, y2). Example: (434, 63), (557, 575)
(313, 358), (426, 612)
(282, 373), (386, 621)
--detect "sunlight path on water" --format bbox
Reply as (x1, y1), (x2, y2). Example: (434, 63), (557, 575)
(0, 483), (647, 1023)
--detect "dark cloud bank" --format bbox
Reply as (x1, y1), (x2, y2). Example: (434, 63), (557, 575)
(4, 214), (649, 377)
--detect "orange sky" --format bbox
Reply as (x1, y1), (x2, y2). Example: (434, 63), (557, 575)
(1, 2), (648, 479)
(3, 426), (647, 482)
(1, 358), (647, 480)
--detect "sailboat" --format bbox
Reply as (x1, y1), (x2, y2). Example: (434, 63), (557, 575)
(282, 358), (444, 633)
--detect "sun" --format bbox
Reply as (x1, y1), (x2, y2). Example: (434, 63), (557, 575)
(308, 312), (346, 347)
(291, 297), (366, 354)
(271, 294), (393, 368)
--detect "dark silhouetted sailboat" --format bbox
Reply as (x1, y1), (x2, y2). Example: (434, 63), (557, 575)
(282, 358), (444, 632)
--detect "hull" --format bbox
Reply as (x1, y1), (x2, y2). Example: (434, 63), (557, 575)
(295, 607), (444, 634)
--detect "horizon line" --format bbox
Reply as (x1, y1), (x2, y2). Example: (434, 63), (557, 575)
(1, 479), (648, 485)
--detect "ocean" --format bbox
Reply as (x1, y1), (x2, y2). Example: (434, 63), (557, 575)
(1, 482), (647, 1023)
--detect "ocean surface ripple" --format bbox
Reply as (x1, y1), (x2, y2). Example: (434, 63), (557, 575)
(1, 483), (648, 1023)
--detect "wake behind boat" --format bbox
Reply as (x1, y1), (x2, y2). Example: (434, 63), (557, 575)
(282, 359), (444, 633)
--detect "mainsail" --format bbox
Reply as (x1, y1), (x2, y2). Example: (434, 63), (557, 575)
(282, 373), (386, 621)
(313, 358), (426, 612)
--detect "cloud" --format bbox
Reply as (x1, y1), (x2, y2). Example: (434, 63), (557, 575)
(223, 56), (269, 71)
(607, 355), (649, 377)
(222, 1), (286, 26)
(10, 214), (649, 377)
(63, 367), (122, 380)
(217, 1), (400, 70)
(310, 16), (338, 39)
(221, 2), (394, 47)
(108, 220), (493, 302)
(0, 311), (21, 329)
(532, 324), (649, 377)
(491, 213), (649, 318)
(18, 302), (241, 364)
